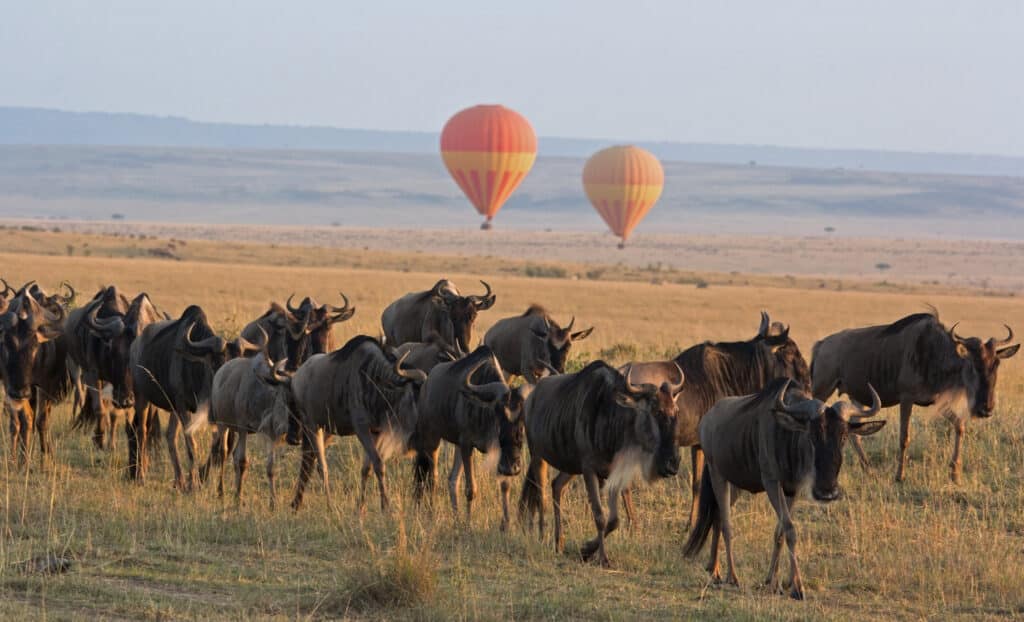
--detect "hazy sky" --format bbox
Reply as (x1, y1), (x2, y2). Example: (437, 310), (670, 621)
(3, 1), (1022, 156)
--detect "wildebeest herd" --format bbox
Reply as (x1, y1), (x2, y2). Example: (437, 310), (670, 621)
(0, 277), (1018, 600)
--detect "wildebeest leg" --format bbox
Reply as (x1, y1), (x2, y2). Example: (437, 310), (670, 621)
(314, 428), (332, 506)
(182, 415), (201, 491)
(710, 470), (739, 586)
(447, 450), (463, 517)
(8, 403), (21, 462)
(499, 478), (512, 532)
(848, 434), (871, 470)
(764, 492), (796, 592)
(551, 471), (574, 554)
(266, 434), (283, 511)
(945, 410), (966, 484)
(291, 431), (317, 511)
(215, 425), (229, 498)
(582, 482), (622, 562)
(581, 470), (610, 567)
(232, 431), (248, 507)
(35, 392), (51, 461)
(146, 407), (162, 455)
(689, 446), (704, 527)
(126, 397), (150, 481)
(460, 444), (477, 524)
(765, 481), (803, 599)
(358, 452), (372, 512)
(895, 400), (914, 482)
(164, 413), (186, 490)
(620, 488), (635, 530)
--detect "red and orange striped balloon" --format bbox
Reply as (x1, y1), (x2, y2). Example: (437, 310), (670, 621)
(582, 145), (664, 248)
(441, 105), (537, 229)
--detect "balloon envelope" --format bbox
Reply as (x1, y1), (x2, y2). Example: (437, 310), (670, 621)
(582, 145), (664, 245)
(441, 105), (537, 227)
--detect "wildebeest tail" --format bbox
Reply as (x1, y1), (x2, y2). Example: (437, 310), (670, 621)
(199, 429), (236, 481)
(71, 391), (100, 431)
(682, 464), (719, 558)
(412, 450), (434, 501)
(518, 459), (547, 524)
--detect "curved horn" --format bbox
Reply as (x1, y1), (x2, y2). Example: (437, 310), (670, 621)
(463, 358), (509, 403)
(624, 363), (657, 396)
(949, 322), (967, 344)
(271, 358), (290, 383)
(758, 311), (770, 337)
(286, 310), (310, 339)
(0, 278), (13, 298)
(848, 383), (882, 421)
(995, 324), (1014, 346)
(667, 362), (685, 394)
(234, 325), (268, 356)
(470, 280), (495, 309)
(56, 281), (75, 305)
(85, 303), (126, 338)
(184, 322), (226, 354)
(394, 351), (428, 383)
(285, 293), (302, 317)
(565, 315), (575, 331)
(773, 379), (803, 416)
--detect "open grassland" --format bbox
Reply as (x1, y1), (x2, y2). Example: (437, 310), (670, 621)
(0, 232), (1023, 620)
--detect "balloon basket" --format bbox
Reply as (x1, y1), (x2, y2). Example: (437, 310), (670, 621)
(481, 220), (493, 231)
(617, 241), (626, 250)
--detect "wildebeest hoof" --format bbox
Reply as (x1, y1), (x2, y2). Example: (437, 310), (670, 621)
(579, 540), (600, 561)
(790, 587), (805, 600)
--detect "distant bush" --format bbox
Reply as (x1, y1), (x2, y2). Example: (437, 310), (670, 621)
(876, 262), (892, 271)
(111, 213), (125, 220)
(585, 268), (606, 280)
(695, 279), (709, 289)
(524, 264), (567, 279)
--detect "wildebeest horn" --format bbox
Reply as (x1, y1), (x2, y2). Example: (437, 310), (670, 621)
(848, 383), (882, 422)
(285, 293), (303, 317)
(286, 310), (311, 339)
(235, 325), (268, 356)
(758, 311), (770, 337)
(667, 362), (685, 394)
(948, 322), (967, 344)
(463, 358), (510, 403)
(624, 363), (658, 396)
(85, 303), (126, 339)
(394, 351), (428, 383)
(994, 324), (1014, 346)
(56, 281), (76, 305)
(184, 322), (227, 355)
(773, 379), (802, 416)
(326, 292), (355, 323)
(565, 316), (575, 331)
(0, 278), (13, 297)
(470, 280), (496, 310)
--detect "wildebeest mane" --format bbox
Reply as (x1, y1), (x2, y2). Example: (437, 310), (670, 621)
(521, 304), (547, 317)
(329, 334), (384, 362)
(674, 340), (790, 415)
(880, 310), (941, 337)
(447, 345), (503, 384)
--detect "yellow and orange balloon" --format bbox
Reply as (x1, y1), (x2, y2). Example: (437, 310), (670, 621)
(441, 105), (537, 229)
(582, 145), (664, 248)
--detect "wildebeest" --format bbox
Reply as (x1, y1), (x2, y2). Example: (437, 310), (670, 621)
(625, 312), (810, 526)
(410, 345), (529, 529)
(682, 378), (885, 599)
(392, 333), (460, 374)
(484, 305), (594, 383)
(518, 361), (684, 566)
(240, 292), (355, 371)
(289, 336), (426, 511)
(811, 309), (1019, 482)
(65, 286), (165, 449)
(0, 285), (71, 463)
(208, 340), (297, 509)
(129, 305), (235, 487)
(381, 279), (495, 353)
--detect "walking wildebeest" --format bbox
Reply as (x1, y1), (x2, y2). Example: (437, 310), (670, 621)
(208, 340), (297, 510)
(811, 309), (1019, 482)
(289, 336), (426, 511)
(392, 333), (460, 374)
(625, 312), (810, 526)
(381, 279), (495, 353)
(484, 305), (594, 383)
(682, 378), (885, 600)
(129, 305), (235, 487)
(518, 361), (684, 566)
(241, 292), (355, 371)
(0, 285), (71, 463)
(65, 286), (165, 450)
(411, 345), (529, 529)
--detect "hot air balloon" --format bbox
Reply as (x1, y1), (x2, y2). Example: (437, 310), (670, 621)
(440, 105), (537, 229)
(582, 145), (664, 248)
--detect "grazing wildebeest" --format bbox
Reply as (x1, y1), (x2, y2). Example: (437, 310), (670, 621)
(811, 309), (1019, 482)
(682, 378), (885, 600)
(65, 286), (165, 449)
(625, 312), (810, 526)
(208, 340), (297, 509)
(392, 333), (460, 374)
(411, 345), (530, 529)
(518, 361), (684, 566)
(0, 286), (71, 463)
(240, 292), (355, 371)
(289, 336), (426, 511)
(484, 305), (594, 383)
(381, 279), (495, 352)
(129, 305), (233, 487)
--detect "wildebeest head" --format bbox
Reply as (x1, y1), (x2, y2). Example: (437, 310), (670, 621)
(756, 311), (811, 391)
(27, 280), (75, 314)
(459, 355), (529, 476)
(0, 292), (64, 402)
(617, 363), (686, 479)
(525, 307), (594, 373)
(433, 280), (495, 353)
(179, 319), (230, 371)
(84, 290), (164, 408)
(254, 355), (299, 440)
(948, 323), (1019, 418)
(772, 380), (885, 502)
(276, 292), (355, 368)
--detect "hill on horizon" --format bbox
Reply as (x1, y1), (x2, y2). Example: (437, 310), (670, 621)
(3, 106), (1023, 178)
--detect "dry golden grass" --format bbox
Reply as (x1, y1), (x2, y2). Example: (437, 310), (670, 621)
(0, 230), (1022, 620)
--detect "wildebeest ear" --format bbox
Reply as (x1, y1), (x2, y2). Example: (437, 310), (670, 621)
(849, 420), (886, 436)
(771, 410), (808, 433)
(614, 392), (639, 409)
(997, 344), (1020, 359)
(571, 326), (594, 341)
(955, 343), (970, 358)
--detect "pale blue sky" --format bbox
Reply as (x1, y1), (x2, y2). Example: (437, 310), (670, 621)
(2, 1), (1022, 155)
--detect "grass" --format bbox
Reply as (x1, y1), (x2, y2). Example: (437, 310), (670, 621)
(0, 229), (1023, 620)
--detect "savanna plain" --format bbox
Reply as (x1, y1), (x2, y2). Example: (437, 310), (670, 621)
(0, 227), (1023, 620)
